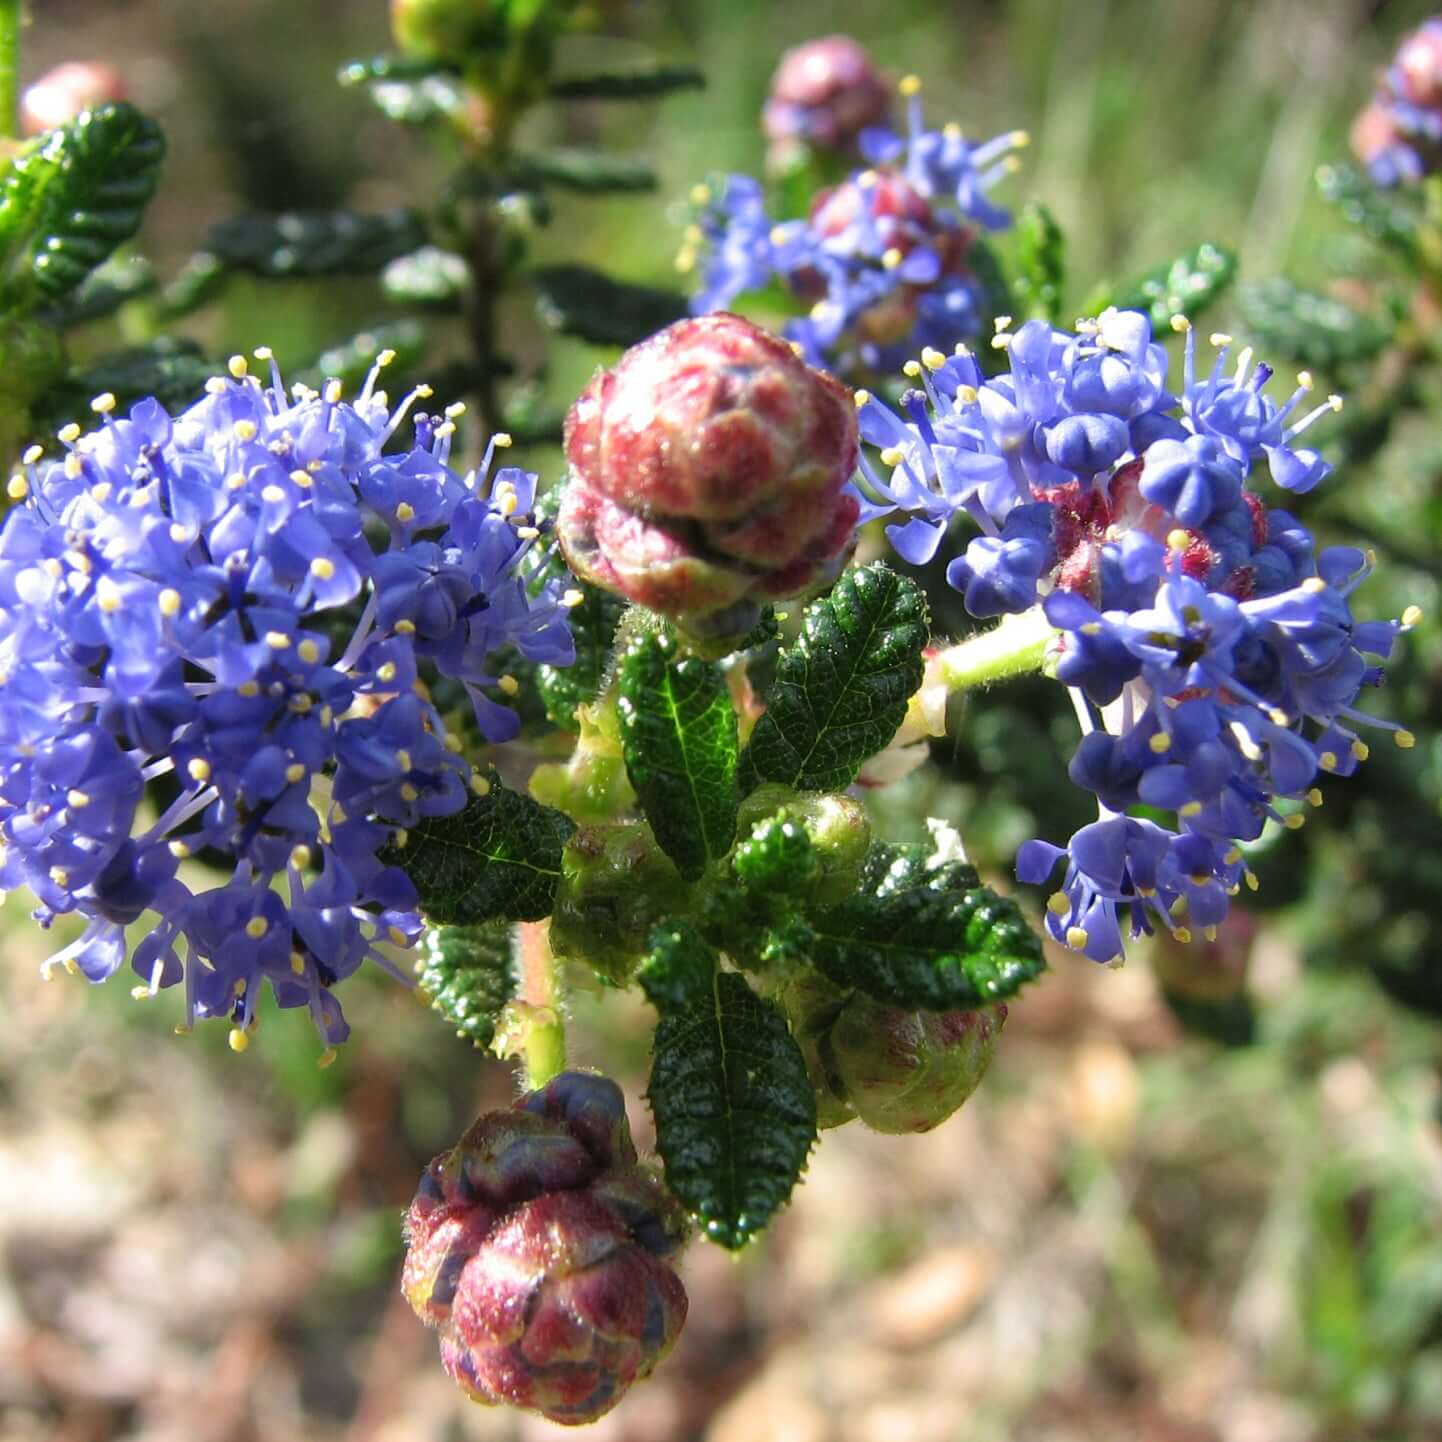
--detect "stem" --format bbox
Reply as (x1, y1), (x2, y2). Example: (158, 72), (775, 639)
(0, 0), (19, 142)
(516, 920), (565, 1088)
(932, 606), (1055, 695)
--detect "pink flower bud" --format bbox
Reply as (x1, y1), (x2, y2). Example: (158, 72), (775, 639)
(1350, 100), (1408, 174)
(403, 1071), (689, 1425)
(1394, 20), (1442, 108)
(21, 62), (126, 136)
(762, 35), (891, 154)
(558, 314), (860, 649)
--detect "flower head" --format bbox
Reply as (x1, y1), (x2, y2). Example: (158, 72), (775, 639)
(0, 353), (575, 1045)
(862, 309), (1415, 964)
(1352, 18), (1442, 185)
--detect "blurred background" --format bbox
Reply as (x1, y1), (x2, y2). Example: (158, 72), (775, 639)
(6, 1), (1442, 1440)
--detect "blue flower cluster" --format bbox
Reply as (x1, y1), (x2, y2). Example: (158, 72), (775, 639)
(1353, 18), (1442, 188)
(0, 353), (576, 1048)
(683, 77), (1026, 379)
(856, 308), (1416, 963)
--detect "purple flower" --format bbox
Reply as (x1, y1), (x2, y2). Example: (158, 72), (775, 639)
(0, 353), (577, 1046)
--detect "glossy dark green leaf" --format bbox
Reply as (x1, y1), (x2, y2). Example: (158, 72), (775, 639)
(154, 251), (229, 321)
(779, 843), (1046, 1010)
(0, 103), (165, 307)
(640, 923), (816, 1248)
(536, 580), (627, 729)
(732, 813), (819, 895)
(742, 563), (928, 794)
(1113, 242), (1237, 328)
(380, 768), (575, 925)
(548, 65), (706, 100)
(205, 209), (428, 278)
(510, 150), (658, 194)
(38, 251), (155, 327)
(618, 630), (738, 881)
(382, 245), (469, 306)
(37, 339), (213, 430)
(1317, 161), (1420, 260)
(415, 923), (516, 1048)
(1235, 278), (1390, 370)
(1013, 202), (1065, 324)
(532, 264), (689, 346)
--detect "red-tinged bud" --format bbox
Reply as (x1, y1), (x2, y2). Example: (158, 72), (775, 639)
(1350, 100), (1408, 174)
(21, 62), (126, 136)
(558, 314), (860, 652)
(762, 35), (891, 155)
(403, 1071), (689, 1426)
(1394, 20), (1442, 109)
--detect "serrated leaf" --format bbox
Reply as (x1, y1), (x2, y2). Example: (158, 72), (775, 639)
(382, 245), (469, 306)
(782, 843), (1045, 1010)
(37, 339), (213, 430)
(742, 563), (928, 794)
(618, 631), (738, 881)
(1113, 242), (1237, 327)
(548, 65), (706, 100)
(1013, 202), (1065, 324)
(415, 923), (516, 1048)
(1317, 161), (1420, 260)
(0, 103), (165, 308)
(640, 923), (816, 1248)
(380, 768), (575, 925)
(532, 264), (689, 347)
(510, 150), (658, 194)
(536, 580), (627, 729)
(1235, 278), (1390, 370)
(205, 208), (428, 278)
(38, 251), (156, 327)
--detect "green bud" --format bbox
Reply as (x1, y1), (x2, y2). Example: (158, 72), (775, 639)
(735, 785), (870, 905)
(549, 821), (691, 985)
(775, 970), (858, 1130)
(390, 0), (507, 60)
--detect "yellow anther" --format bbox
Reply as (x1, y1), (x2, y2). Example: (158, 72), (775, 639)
(7, 475), (28, 500)
(516, 525), (540, 540)
(1402, 604), (1423, 627)
(48, 865), (69, 887)
(323, 379), (343, 405)
(1148, 732), (1172, 754)
(228, 1028), (250, 1053)
(289, 950), (307, 975)
(943, 121), (963, 141)
(237, 680), (260, 698)
(158, 587), (182, 618)
(1301, 576), (1326, 593)
(253, 346), (273, 361)
(1009, 129), (1031, 148)
(1395, 729), (1416, 749)
(400, 782), (420, 802)
(1170, 895), (1189, 918)
(921, 347), (947, 371)
(317, 1047), (338, 1070)
(395, 501), (416, 523)
(395, 619), (416, 634)
(21, 444), (42, 464)
(289, 844), (313, 872)
(689, 182), (712, 206)
(298, 639), (321, 665)
(1080, 622), (1103, 636)
(1328, 394), (1344, 413)
(957, 384), (979, 404)
(898, 74), (923, 96)
(377, 661), (398, 683)
(1170, 314), (1191, 333)
(66, 787), (92, 810)
(1268, 708), (1290, 727)
(1352, 739), (1370, 761)
(261, 484), (285, 504)
(674, 247), (697, 273)
(1224, 847), (1242, 865)
(188, 757), (211, 782)
(130, 985), (152, 1000)
(1179, 801), (1203, 818)
(433, 422), (456, 441)
(498, 674), (520, 696)
(233, 420), (257, 442)
(264, 630), (291, 649)
(1173, 927), (1193, 944)
(1297, 370), (1314, 391)
(492, 432), (513, 449)
(994, 315), (1013, 332)
(902, 360), (922, 378)
(289, 468), (313, 488)
(1047, 892), (1071, 916)
(58, 422), (81, 444)
(562, 588), (585, 608)
(1282, 812), (1304, 830)
(64, 453), (82, 480)
(470, 773), (492, 797)
(224, 472), (246, 492)
(95, 576), (123, 613)
(228, 355), (249, 379)
(1244, 869), (1259, 892)
(881, 247), (904, 270)
(285, 762), (307, 784)
(169, 523), (193, 544)
(387, 924), (410, 946)
(89, 482), (112, 504)
(376, 348), (397, 368)
(91, 392), (117, 414)
(1167, 528), (1191, 551)
(167, 839), (192, 861)
(853, 389), (871, 409)
(879, 446), (905, 467)
(309, 559), (339, 586)
(1065, 925), (1090, 951)
(1209, 332), (1232, 348)
(1306, 787), (1323, 806)
(289, 694), (313, 714)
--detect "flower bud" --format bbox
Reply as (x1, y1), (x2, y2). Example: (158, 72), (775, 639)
(557, 314), (860, 652)
(734, 784), (870, 906)
(1394, 19), (1442, 109)
(391, 0), (505, 60)
(762, 35), (891, 156)
(403, 1071), (689, 1425)
(21, 62), (126, 136)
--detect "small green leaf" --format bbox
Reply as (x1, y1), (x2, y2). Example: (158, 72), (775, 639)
(532, 264), (689, 347)
(381, 767), (575, 925)
(732, 814), (819, 895)
(536, 580), (627, 729)
(618, 630), (738, 881)
(36, 339), (213, 430)
(154, 251), (229, 321)
(742, 563), (928, 794)
(415, 923), (516, 1048)
(1235, 278), (1390, 370)
(303, 319), (430, 390)
(0, 103), (165, 308)
(1317, 161), (1420, 260)
(1013, 202), (1065, 324)
(205, 209), (428, 278)
(382, 245), (469, 306)
(510, 150), (658, 194)
(640, 923), (816, 1248)
(1113, 242), (1237, 327)
(38, 251), (155, 327)
(548, 65), (706, 100)
(783, 843), (1045, 1010)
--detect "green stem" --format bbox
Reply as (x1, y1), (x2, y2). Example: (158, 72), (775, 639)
(516, 920), (566, 1088)
(0, 0), (21, 141)
(932, 606), (1055, 695)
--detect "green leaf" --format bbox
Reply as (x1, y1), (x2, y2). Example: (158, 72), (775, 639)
(36, 339), (213, 430)
(510, 150), (658, 194)
(154, 251), (229, 322)
(380, 767), (575, 925)
(1012, 202), (1065, 324)
(548, 65), (706, 100)
(1113, 242), (1237, 327)
(1317, 161), (1420, 260)
(0, 103), (165, 308)
(302, 319), (430, 390)
(414, 923), (516, 1048)
(640, 923), (816, 1248)
(1235, 278), (1390, 370)
(381, 245), (469, 306)
(38, 251), (155, 327)
(204, 209), (428, 278)
(781, 843), (1045, 1010)
(618, 630), (738, 881)
(742, 563), (928, 794)
(532, 264), (689, 346)
(536, 580), (627, 729)
(338, 56), (467, 127)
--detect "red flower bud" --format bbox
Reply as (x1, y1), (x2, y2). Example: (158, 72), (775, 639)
(403, 1071), (689, 1425)
(558, 314), (860, 649)
(21, 62), (126, 136)
(762, 35), (891, 154)
(1395, 21), (1442, 109)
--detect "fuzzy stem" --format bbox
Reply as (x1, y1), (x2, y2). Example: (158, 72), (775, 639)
(0, 0), (21, 141)
(932, 605), (1055, 695)
(516, 921), (566, 1088)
